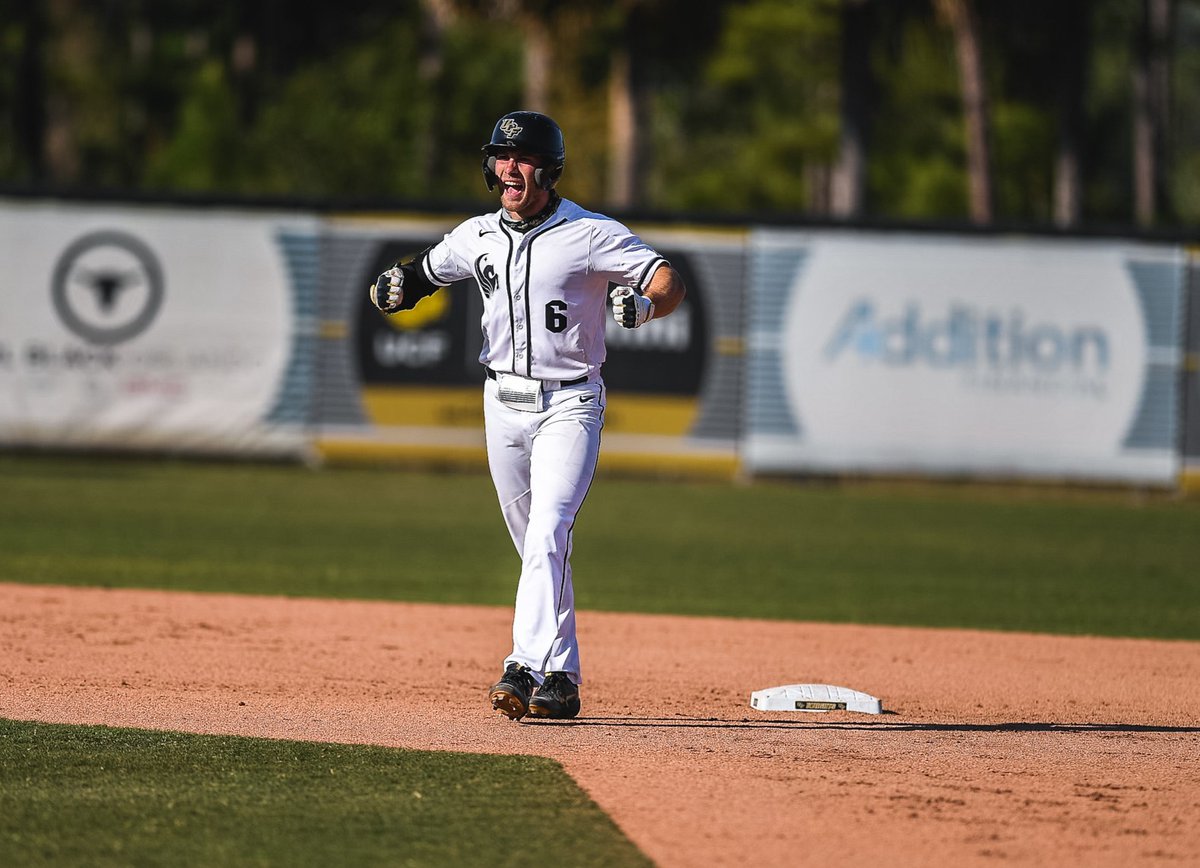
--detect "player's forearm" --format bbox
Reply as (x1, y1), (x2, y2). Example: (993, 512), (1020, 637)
(644, 265), (686, 319)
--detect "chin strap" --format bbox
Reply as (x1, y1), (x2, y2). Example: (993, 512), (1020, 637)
(502, 193), (562, 233)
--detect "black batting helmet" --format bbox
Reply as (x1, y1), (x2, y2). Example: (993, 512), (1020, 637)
(481, 111), (566, 191)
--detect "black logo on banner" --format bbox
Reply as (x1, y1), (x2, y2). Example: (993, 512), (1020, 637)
(51, 231), (165, 346)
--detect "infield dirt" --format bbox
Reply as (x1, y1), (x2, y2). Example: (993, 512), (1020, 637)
(3, 582), (1198, 866)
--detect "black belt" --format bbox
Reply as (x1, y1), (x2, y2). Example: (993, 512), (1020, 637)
(486, 368), (588, 388)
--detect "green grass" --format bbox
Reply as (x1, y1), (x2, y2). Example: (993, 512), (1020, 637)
(0, 718), (651, 868)
(0, 453), (1197, 639)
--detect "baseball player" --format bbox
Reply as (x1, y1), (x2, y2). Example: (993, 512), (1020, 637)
(369, 110), (686, 721)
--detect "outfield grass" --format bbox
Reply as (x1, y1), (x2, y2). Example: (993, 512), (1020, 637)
(0, 719), (651, 868)
(0, 453), (1197, 639)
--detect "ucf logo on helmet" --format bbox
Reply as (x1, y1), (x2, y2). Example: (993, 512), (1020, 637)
(499, 118), (523, 138)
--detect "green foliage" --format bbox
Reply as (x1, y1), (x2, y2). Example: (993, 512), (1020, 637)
(656, 0), (841, 212)
(436, 21), (527, 201)
(867, 13), (966, 219)
(2, 0), (1200, 229)
(245, 24), (427, 197)
(0, 12), (28, 177)
(1175, 149), (1200, 224)
(4, 0), (1200, 227)
(0, 455), (1197, 639)
(145, 61), (244, 191)
(0, 719), (651, 868)
(144, 18), (522, 200)
(1172, 3), (1200, 223)
(1082, 2), (1138, 223)
(991, 99), (1055, 221)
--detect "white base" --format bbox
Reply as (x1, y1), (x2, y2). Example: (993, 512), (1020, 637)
(750, 683), (883, 715)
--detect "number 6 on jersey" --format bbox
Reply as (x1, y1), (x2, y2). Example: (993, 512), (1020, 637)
(546, 300), (568, 333)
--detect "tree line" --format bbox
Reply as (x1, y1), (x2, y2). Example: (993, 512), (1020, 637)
(2, 0), (1198, 230)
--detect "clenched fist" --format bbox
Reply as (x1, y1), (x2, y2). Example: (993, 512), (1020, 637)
(610, 286), (654, 329)
(370, 266), (405, 313)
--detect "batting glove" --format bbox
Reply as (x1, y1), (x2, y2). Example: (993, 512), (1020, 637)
(610, 286), (654, 329)
(370, 266), (405, 313)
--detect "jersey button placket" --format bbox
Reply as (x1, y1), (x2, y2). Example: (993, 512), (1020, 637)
(511, 239), (528, 372)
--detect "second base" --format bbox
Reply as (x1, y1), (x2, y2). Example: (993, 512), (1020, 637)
(750, 683), (883, 714)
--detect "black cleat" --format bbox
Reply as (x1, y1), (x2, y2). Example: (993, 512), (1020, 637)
(489, 663), (536, 720)
(527, 671), (581, 720)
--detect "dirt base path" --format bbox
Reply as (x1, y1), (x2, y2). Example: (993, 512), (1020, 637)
(3, 583), (1198, 866)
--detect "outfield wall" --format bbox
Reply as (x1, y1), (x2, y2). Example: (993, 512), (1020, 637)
(0, 200), (316, 457)
(744, 230), (1188, 485)
(0, 196), (1195, 487)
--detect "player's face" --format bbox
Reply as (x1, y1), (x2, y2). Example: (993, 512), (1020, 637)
(492, 148), (550, 219)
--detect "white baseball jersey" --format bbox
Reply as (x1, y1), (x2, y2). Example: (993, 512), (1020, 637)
(419, 197), (667, 381)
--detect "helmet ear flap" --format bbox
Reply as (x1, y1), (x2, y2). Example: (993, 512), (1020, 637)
(482, 155), (499, 191)
(534, 163), (564, 191)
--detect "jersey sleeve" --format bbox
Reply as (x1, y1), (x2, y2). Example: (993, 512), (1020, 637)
(421, 221), (478, 287)
(588, 221), (668, 293)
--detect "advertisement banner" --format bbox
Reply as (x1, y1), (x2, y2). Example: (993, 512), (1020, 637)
(746, 230), (1185, 484)
(0, 200), (315, 456)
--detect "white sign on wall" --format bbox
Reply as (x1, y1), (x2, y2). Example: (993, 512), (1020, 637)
(0, 200), (317, 455)
(746, 231), (1184, 483)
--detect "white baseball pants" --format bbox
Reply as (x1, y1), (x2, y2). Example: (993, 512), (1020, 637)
(484, 376), (605, 685)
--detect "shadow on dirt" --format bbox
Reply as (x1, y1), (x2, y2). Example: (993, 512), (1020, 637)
(522, 717), (1200, 734)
